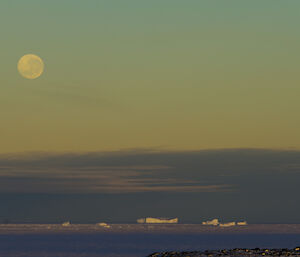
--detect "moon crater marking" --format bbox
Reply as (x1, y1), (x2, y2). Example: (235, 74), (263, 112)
(18, 54), (44, 79)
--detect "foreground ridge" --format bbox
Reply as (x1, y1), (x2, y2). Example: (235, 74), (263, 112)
(148, 247), (300, 257)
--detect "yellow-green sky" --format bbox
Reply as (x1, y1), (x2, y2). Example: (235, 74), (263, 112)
(1, 0), (300, 153)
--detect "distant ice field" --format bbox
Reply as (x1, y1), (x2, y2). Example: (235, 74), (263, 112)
(0, 225), (300, 257)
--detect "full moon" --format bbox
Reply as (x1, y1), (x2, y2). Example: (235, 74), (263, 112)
(17, 54), (44, 79)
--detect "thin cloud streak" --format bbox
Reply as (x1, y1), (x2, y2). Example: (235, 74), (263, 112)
(0, 150), (234, 194)
(0, 167), (231, 193)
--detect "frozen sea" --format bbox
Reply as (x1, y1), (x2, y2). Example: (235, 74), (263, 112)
(1, 224), (300, 257)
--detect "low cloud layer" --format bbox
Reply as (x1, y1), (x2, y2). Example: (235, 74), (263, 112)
(0, 149), (300, 194)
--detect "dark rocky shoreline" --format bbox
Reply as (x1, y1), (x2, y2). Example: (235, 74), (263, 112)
(148, 247), (300, 257)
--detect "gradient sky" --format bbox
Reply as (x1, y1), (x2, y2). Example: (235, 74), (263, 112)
(1, 0), (300, 153)
(1, 1), (300, 223)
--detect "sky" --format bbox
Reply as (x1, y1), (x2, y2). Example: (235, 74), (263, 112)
(1, 1), (300, 223)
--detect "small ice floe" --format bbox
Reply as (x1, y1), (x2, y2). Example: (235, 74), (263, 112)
(219, 222), (236, 227)
(202, 219), (219, 226)
(97, 222), (111, 228)
(62, 221), (71, 227)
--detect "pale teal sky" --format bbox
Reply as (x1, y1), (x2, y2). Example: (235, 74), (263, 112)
(1, 1), (300, 153)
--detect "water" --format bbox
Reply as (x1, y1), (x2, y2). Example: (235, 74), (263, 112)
(1, 233), (300, 257)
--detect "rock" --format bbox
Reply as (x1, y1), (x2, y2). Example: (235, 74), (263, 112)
(146, 247), (300, 257)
